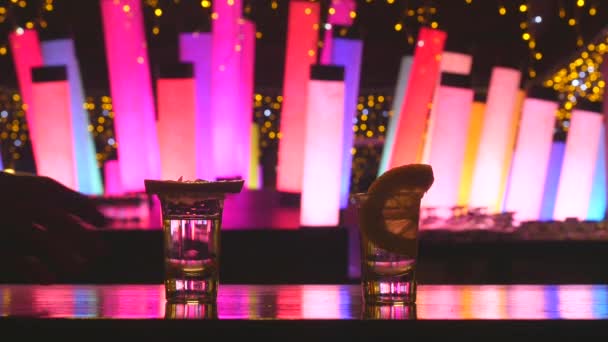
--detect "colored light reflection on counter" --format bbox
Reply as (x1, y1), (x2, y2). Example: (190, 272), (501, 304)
(1, 287), (10, 317)
(557, 286), (595, 319)
(276, 286), (303, 319)
(543, 285), (561, 319)
(506, 285), (547, 319)
(0, 149), (3, 170)
(379, 56), (413, 175)
(587, 126), (606, 220)
(417, 285), (460, 319)
(31, 69), (77, 189)
(504, 98), (557, 221)
(592, 285), (608, 318)
(553, 108), (602, 221)
(466, 286), (507, 319)
(179, 32), (214, 181)
(247, 287), (260, 319)
(101, 286), (164, 318)
(74, 288), (99, 318)
(469, 67), (521, 212)
(301, 286), (348, 319)
(241, 20), (256, 188)
(458, 100), (485, 206)
(101, 0), (160, 192)
(277, 1), (320, 193)
(460, 286), (474, 319)
(32, 287), (75, 318)
(390, 28), (446, 167)
(540, 142), (566, 220)
(211, 0), (249, 180)
(157, 75), (197, 181)
(330, 37), (363, 208)
(215, 287), (250, 319)
(423, 83), (473, 215)
(300, 67), (345, 227)
(41, 39), (103, 195)
(8, 29), (43, 161)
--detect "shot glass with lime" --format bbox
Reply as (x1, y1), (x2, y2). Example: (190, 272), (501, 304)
(353, 164), (434, 304)
(145, 179), (244, 303)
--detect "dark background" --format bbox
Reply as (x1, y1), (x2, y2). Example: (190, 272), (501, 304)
(0, 0), (606, 94)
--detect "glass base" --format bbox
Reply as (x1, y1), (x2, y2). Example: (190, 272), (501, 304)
(362, 302), (417, 320)
(363, 279), (416, 304)
(165, 302), (218, 319)
(165, 279), (218, 303)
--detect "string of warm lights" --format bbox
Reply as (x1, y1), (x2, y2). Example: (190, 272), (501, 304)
(391, 1), (439, 45)
(84, 95), (117, 167)
(0, 0), (54, 55)
(543, 29), (607, 135)
(0, 89), (28, 168)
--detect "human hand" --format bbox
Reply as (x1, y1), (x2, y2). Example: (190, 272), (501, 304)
(0, 171), (108, 283)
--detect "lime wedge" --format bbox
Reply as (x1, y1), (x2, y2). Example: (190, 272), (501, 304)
(358, 164), (434, 255)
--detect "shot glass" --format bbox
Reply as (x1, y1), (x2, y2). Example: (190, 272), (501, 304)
(146, 179), (243, 303)
(352, 191), (422, 304)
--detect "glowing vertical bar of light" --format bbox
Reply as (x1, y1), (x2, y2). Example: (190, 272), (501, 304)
(558, 285), (594, 319)
(30, 66), (77, 189)
(330, 31), (363, 209)
(539, 142), (566, 220)
(300, 66), (345, 227)
(498, 88), (526, 210)
(389, 28), (446, 167)
(178, 32), (214, 181)
(320, 0), (356, 65)
(100, 0), (160, 191)
(588, 126), (606, 220)
(420, 51), (472, 165)
(249, 123), (260, 189)
(423, 74), (473, 216)
(211, 0), (246, 179)
(469, 67), (521, 212)
(8, 28), (43, 164)
(554, 103), (603, 220)
(277, 1), (320, 193)
(103, 160), (123, 196)
(504, 90), (557, 222)
(41, 38), (103, 195)
(458, 95), (485, 206)
(240, 19), (256, 188)
(378, 56), (412, 175)
(157, 64), (197, 181)
(602, 61), (608, 225)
